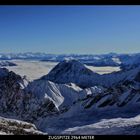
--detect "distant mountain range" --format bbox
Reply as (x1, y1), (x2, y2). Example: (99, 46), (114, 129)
(1, 52), (140, 69)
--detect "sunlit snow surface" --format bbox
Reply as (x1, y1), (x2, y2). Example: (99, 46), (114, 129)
(62, 116), (140, 135)
(2, 59), (140, 135)
(5, 60), (120, 81)
(39, 104), (140, 135)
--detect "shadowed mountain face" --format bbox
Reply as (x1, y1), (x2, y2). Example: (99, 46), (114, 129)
(39, 59), (140, 88)
(1, 61), (140, 116)
(0, 68), (58, 122)
(1, 60), (140, 135)
(134, 72), (140, 82)
(0, 68), (26, 114)
(41, 60), (100, 88)
(26, 59), (140, 111)
(0, 68), (9, 78)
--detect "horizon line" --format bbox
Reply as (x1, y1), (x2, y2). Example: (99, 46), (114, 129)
(0, 52), (140, 55)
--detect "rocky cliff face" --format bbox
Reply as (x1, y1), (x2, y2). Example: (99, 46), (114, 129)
(1, 60), (140, 135)
(0, 117), (46, 135)
(0, 68), (58, 123)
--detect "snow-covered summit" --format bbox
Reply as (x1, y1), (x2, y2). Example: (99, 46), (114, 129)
(41, 59), (100, 88)
(45, 59), (95, 76)
(37, 59), (140, 88)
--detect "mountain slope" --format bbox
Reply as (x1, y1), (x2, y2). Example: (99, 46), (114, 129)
(36, 63), (140, 134)
(1, 60), (140, 135)
(41, 59), (102, 88)
(40, 59), (140, 88)
(0, 68), (28, 114)
(0, 68), (58, 123)
(0, 116), (46, 135)
(62, 115), (140, 135)
(26, 80), (84, 112)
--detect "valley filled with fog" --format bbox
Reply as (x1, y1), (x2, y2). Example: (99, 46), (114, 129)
(4, 60), (121, 81)
(1, 55), (140, 135)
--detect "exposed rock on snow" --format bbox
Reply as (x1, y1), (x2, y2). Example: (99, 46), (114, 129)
(0, 117), (46, 135)
(0, 68), (58, 122)
(1, 59), (140, 135)
(26, 80), (84, 111)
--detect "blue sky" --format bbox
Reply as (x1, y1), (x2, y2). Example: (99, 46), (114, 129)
(0, 6), (140, 54)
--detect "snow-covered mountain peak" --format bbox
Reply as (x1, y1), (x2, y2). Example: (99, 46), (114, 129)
(63, 59), (82, 64)
(50, 59), (92, 73)
(1, 60), (140, 134)
(41, 59), (100, 88)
